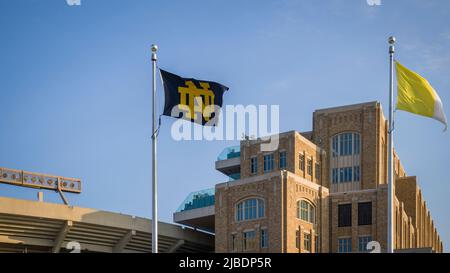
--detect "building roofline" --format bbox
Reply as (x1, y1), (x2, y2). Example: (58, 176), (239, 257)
(313, 101), (380, 114)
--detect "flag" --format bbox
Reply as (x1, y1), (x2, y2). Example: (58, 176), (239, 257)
(159, 69), (229, 126)
(395, 61), (447, 130)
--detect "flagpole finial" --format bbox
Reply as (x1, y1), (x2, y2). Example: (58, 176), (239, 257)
(151, 44), (158, 61)
(388, 36), (396, 54)
(388, 36), (396, 45)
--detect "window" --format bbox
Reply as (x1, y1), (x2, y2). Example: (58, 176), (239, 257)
(307, 158), (313, 175)
(279, 151), (286, 169)
(338, 204), (352, 227)
(358, 202), (372, 226)
(243, 230), (256, 251)
(299, 154), (305, 171)
(339, 133), (353, 156)
(298, 200), (315, 223)
(334, 167), (354, 183)
(330, 132), (361, 190)
(263, 154), (274, 173)
(332, 168), (339, 184)
(332, 132), (361, 157)
(343, 167), (352, 182)
(231, 234), (238, 251)
(354, 165), (360, 182)
(304, 233), (311, 252)
(315, 163), (321, 180)
(332, 136), (339, 158)
(250, 157), (257, 174)
(260, 229), (268, 248)
(236, 198), (265, 222)
(338, 238), (352, 253)
(358, 236), (372, 252)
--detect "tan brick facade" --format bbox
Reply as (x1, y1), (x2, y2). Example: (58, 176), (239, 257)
(214, 101), (443, 253)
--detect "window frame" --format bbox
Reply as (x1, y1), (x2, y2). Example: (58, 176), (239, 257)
(260, 228), (268, 248)
(279, 151), (287, 169)
(304, 232), (311, 252)
(235, 198), (265, 222)
(358, 202), (372, 226)
(250, 156), (258, 175)
(307, 157), (313, 176)
(297, 199), (315, 224)
(338, 203), (352, 227)
(243, 230), (256, 251)
(332, 132), (361, 157)
(358, 235), (372, 252)
(338, 237), (352, 253)
(299, 153), (305, 171)
(263, 153), (274, 173)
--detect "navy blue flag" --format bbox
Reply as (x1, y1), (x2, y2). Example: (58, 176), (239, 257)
(160, 69), (229, 126)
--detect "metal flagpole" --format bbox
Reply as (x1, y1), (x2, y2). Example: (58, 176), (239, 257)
(387, 36), (396, 253)
(151, 44), (158, 253)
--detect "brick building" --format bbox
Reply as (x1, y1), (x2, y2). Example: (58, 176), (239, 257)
(174, 101), (444, 253)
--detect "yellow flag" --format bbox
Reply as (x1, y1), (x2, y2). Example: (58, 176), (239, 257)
(396, 61), (447, 130)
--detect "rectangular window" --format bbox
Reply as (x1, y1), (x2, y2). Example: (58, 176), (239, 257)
(263, 154), (274, 173)
(339, 167), (353, 183)
(338, 238), (352, 253)
(358, 202), (372, 226)
(231, 234), (238, 251)
(260, 229), (268, 248)
(346, 167), (352, 182)
(358, 236), (372, 252)
(338, 204), (352, 227)
(243, 230), (256, 251)
(236, 203), (243, 222)
(340, 133), (353, 156)
(354, 165), (360, 182)
(307, 158), (313, 176)
(258, 199), (265, 218)
(332, 168), (339, 184)
(250, 157), (257, 174)
(301, 201), (309, 221)
(315, 163), (321, 180)
(299, 154), (305, 171)
(339, 168), (344, 183)
(279, 151), (286, 169)
(304, 233), (311, 252)
(332, 136), (339, 157)
(244, 199), (257, 220)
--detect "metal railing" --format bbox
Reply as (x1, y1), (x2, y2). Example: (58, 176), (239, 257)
(217, 145), (240, 161)
(176, 188), (215, 212)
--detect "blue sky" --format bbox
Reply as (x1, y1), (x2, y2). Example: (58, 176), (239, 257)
(0, 0), (449, 251)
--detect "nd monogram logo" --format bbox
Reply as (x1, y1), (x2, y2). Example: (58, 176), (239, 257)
(178, 81), (215, 121)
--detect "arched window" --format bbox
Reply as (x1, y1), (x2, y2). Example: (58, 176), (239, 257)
(331, 132), (360, 157)
(236, 198), (265, 222)
(297, 200), (315, 223)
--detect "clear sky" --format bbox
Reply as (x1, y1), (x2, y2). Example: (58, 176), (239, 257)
(0, 0), (449, 251)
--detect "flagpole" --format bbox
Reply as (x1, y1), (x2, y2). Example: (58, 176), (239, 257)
(387, 36), (396, 253)
(151, 44), (158, 253)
